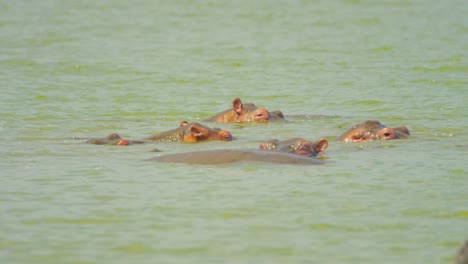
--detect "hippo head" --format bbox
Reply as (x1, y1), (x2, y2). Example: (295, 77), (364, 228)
(336, 120), (410, 142)
(259, 137), (328, 157)
(181, 122), (233, 142)
(232, 99), (271, 122)
(106, 133), (130, 145)
(85, 133), (130, 146)
(204, 98), (286, 123)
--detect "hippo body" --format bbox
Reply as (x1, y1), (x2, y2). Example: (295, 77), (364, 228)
(145, 121), (232, 143)
(150, 137), (327, 165)
(204, 98), (285, 123)
(336, 120), (410, 142)
(86, 133), (147, 146)
(148, 149), (324, 165)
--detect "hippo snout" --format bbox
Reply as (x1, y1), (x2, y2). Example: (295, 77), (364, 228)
(221, 130), (233, 141)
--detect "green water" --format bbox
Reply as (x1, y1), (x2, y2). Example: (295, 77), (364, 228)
(1, 0), (467, 263)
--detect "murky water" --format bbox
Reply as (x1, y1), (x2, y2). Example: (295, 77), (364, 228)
(1, 0), (467, 263)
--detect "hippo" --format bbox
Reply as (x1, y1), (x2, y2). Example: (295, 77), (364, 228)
(145, 121), (232, 142)
(259, 137), (328, 157)
(455, 240), (468, 264)
(204, 98), (285, 123)
(86, 133), (146, 146)
(335, 120), (410, 142)
(148, 149), (324, 165)
(149, 137), (327, 165)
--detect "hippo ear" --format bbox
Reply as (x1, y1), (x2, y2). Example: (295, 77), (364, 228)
(232, 98), (243, 114)
(271, 110), (285, 119)
(188, 125), (205, 138)
(393, 126), (410, 135)
(180, 121), (189, 127)
(314, 138), (329, 152)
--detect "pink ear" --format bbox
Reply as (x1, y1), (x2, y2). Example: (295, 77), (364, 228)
(232, 98), (243, 114)
(180, 121), (189, 127)
(116, 139), (129, 146)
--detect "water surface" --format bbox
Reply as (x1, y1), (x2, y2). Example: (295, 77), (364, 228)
(1, 0), (467, 263)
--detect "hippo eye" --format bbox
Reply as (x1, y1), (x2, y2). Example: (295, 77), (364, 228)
(383, 132), (391, 137)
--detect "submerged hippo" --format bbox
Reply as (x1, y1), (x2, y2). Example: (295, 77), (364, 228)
(149, 149), (324, 165)
(145, 121), (232, 142)
(149, 137), (327, 165)
(259, 137), (328, 157)
(336, 120), (410, 142)
(204, 98), (285, 123)
(86, 133), (146, 146)
(455, 240), (468, 264)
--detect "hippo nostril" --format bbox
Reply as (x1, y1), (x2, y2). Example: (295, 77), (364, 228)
(380, 129), (395, 139)
(223, 132), (232, 140)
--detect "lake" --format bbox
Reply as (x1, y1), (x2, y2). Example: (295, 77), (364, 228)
(0, 0), (467, 263)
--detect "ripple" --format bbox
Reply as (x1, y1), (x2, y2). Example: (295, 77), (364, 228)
(308, 223), (370, 232)
(115, 243), (155, 254)
(343, 100), (385, 105)
(368, 46), (393, 52)
(410, 66), (468, 72)
(23, 217), (125, 225)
